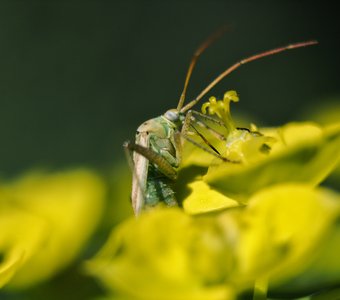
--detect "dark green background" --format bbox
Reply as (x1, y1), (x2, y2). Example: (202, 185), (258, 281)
(0, 1), (339, 175)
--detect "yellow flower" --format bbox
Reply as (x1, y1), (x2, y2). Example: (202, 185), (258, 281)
(87, 92), (340, 299)
(0, 169), (105, 289)
(300, 97), (340, 182)
(201, 90), (239, 133)
(201, 122), (340, 206)
(86, 207), (235, 300)
(229, 184), (340, 295)
(87, 184), (340, 299)
(183, 93), (340, 214)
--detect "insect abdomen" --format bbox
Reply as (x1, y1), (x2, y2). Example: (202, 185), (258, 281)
(145, 167), (177, 208)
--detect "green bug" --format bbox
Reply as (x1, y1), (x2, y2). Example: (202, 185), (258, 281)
(124, 33), (317, 216)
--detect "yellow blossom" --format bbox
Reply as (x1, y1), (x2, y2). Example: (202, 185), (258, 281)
(86, 207), (235, 300)
(87, 92), (340, 299)
(0, 169), (105, 289)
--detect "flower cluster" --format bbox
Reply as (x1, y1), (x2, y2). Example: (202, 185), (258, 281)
(1, 93), (340, 300)
(87, 92), (340, 300)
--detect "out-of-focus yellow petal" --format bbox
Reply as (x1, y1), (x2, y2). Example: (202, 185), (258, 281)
(301, 98), (340, 127)
(261, 122), (323, 154)
(0, 248), (24, 288)
(300, 99), (340, 185)
(183, 180), (241, 215)
(0, 205), (47, 288)
(105, 163), (134, 227)
(205, 123), (340, 201)
(0, 169), (105, 289)
(231, 184), (340, 295)
(86, 208), (234, 300)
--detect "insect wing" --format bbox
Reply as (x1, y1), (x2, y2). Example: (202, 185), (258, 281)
(131, 132), (149, 215)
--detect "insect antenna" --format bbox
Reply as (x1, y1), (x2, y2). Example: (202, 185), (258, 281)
(176, 26), (229, 111)
(180, 40), (318, 113)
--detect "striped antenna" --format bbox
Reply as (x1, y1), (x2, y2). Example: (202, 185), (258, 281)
(176, 26), (229, 111)
(180, 40), (318, 113)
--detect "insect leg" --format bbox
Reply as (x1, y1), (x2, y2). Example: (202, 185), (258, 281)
(173, 129), (182, 164)
(125, 141), (177, 181)
(182, 133), (234, 162)
(191, 110), (262, 137)
(189, 110), (226, 141)
(191, 110), (226, 127)
(181, 112), (237, 163)
(189, 124), (221, 155)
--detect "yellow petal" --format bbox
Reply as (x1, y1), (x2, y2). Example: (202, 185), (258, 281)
(1, 169), (105, 289)
(183, 180), (241, 215)
(232, 184), (340, 295)
(86, 208), (234, 300)
(205, 123), (340, 201)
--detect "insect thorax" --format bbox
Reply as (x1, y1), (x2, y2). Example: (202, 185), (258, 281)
(136, 115), (178, 137)
(148, 116), (180, 168)
(135, 113), (181, 170)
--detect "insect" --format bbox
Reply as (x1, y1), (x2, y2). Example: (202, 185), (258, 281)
(124, 31), (318, 216)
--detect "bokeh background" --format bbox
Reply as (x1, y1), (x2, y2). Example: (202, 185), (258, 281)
(0, 1), (339, 176)
(0, 1), (339, 299)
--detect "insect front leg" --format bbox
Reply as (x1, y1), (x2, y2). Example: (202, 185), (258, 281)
(180, 111), (232, 162)
(126, 141), (177, 181)
(190, 110), (227, 141)
(124, 140), (179, 214)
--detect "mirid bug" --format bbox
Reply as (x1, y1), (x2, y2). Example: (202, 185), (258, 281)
(124, 32), (317, 216)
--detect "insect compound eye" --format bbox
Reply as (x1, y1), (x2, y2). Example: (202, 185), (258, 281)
(164, 110), (179, 122)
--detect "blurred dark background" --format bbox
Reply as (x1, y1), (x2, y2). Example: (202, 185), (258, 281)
(0, 1), (339, 176)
